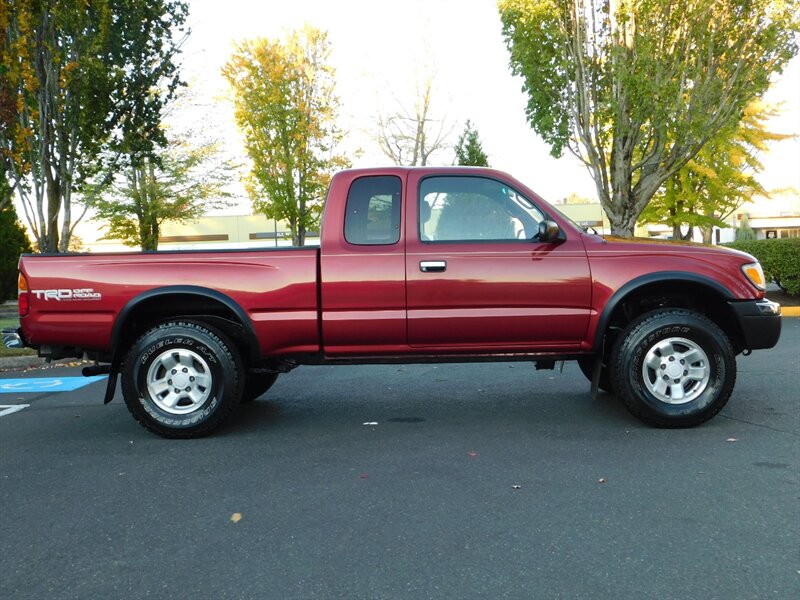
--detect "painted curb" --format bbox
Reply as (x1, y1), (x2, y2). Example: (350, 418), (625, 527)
(782, 306), (800, 317)
(0, 356), (89, 372)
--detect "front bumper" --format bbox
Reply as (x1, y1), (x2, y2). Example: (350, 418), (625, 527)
(728, 299), (782, 351)
(2, 327), (25, 349)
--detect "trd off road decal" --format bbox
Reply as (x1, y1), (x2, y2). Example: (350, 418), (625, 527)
(31, 288), (102, 301)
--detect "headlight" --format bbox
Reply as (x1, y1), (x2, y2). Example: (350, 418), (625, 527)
(742, 262), (766, 291)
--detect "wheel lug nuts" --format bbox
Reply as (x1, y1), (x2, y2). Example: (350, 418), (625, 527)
(190, 376), (195, 382)
(171, 369), (177, 374)
(182, 368), (188, 373)
(174, 388), (180, 393)
(660, 364), (666, 370)
(663, 375), (669, 381)
(669, 356), (675, 362)
(683, 370), (688, 376)
(185, 387), (191, 392)
(680, 359), (685, 365)
(673, 379), (680, 384)
(168, 379), (172, 385)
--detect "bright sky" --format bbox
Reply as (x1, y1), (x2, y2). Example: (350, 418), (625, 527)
(179, 0), (800, 213)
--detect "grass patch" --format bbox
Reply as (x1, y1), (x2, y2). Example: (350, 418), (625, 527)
(0, 317), (36, 357)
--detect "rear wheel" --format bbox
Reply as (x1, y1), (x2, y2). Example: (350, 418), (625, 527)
(611, 309), (736, 428)
(121, 321), (243, 438)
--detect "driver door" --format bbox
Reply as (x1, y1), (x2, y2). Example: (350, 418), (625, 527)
(404, 173), (591, 350)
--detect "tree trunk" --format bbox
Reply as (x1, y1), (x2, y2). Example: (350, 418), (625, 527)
(289, 216), (298, 247)
(140, 217), (159, 251)
(607, 188), (638, 237)
(45, 176), (61, 253)
(701, 227), (713, 245)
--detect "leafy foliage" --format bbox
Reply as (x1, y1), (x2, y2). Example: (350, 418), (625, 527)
(0, 0), (188, 252)
(0, 203), (32, 302)
(223, 26), (348, 246)
(454, 121), (490, 167)
(499, 0), (799, 236)
(725, 238), (800, 295)
(639, 101), (793, 241)
(90, 134), (233, 250)
(735, 213), (758, 242)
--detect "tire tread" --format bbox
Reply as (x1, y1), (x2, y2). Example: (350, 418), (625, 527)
(611, 309), (736, 428)
(121, 320), (243, 438)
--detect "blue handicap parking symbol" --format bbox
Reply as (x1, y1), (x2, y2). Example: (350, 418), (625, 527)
(0, 375), (107, 394)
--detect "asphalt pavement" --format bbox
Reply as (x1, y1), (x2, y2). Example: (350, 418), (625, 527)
(1, 320), (798, 600)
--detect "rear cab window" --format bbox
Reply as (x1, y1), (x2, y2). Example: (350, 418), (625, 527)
(344, 176), (402, 245)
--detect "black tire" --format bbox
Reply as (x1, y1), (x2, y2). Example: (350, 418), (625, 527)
(241, 372), (279, 403)
(611, 309), (736, 428)
(577, 357), (614, 394)
(121, 321), (244, 438)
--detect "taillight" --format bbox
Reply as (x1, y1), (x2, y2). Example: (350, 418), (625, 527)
(18, 273), (29, 316)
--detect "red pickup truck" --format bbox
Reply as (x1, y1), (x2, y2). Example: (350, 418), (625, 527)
(3, 167), (782, 437)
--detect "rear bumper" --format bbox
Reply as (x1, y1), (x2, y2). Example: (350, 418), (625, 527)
(728, 299), (782, 351)
(2, 327), (25, 349)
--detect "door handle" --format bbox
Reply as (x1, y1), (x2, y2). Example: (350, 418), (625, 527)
(420, 260), (447, 273)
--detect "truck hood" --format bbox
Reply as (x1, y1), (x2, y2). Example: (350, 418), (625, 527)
(598, 235), (756, 262)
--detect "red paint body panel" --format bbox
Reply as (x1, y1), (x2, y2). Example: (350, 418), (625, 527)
(404, 169), (591, 350)
(16, 167), (765, 362)
(580, 234), (763, 349)
(320, 169), (408, 355)
(20, 250), (319, 356)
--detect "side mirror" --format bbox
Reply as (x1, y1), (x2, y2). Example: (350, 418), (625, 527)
(537, 219), (560, 243)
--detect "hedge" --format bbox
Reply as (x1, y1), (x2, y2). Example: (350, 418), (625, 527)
(724, 238), (800, 295)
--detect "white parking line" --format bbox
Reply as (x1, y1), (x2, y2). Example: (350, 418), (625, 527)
(0, 405), (30, 418)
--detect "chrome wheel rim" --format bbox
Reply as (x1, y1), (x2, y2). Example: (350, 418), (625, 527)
(146, 348), (212, 414)
(641, 337), (710, 405)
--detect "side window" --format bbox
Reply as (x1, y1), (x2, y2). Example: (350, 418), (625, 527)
(419, 176), (544, 242)
(344, 176), (402, 245)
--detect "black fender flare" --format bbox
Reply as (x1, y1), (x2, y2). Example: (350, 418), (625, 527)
(104, 285), (259, 404)
(592, 271), (734, 352)
(103, 286), (259, 404)
(111, 285), (259, 351)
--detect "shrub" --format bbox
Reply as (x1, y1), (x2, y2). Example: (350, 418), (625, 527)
(0, 204), (33, 302)
(725, 238), (800, 295)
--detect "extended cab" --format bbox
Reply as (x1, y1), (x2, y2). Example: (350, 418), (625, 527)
(2, 167), (782, 437)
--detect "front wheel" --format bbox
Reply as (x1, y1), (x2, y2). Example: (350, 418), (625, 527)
(121, 321), (244, 438)
(611, 309), (736, 428)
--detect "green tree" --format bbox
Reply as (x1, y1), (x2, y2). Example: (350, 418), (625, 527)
(0, 203), (32, 301)
(0, 0), (188, 253)
(499, 0), (799, 236)
(90, 134), (232, 250)
(639, 101), (793, 241)
(735, 213), (757, 241)
(222, 26), (349, 246)
(454, 120), (490, 166)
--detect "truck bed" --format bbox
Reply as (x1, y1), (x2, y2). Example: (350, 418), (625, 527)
(19, 247), (320, 357)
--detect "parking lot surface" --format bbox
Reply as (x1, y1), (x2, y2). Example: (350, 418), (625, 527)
(1, 319), (798, 599)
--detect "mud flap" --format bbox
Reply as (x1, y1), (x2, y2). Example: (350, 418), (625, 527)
(103, 356), (122, 404)
(590, 357), (602, 401)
